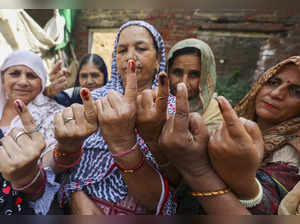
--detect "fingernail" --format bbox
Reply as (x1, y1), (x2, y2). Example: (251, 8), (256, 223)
(129, 60), (136, 73)
(160, 74), (166, 86)
(82, 89), (89, 101)
(15, 100), (23, 113)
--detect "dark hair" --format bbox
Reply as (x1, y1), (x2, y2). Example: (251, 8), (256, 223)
(168, 47), (201, 70)
(74, 53), (108, 87)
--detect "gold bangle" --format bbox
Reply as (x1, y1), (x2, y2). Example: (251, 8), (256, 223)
(191, 188), (230, 197)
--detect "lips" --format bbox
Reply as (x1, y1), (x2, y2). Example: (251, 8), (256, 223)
(262, 101), (280, 111)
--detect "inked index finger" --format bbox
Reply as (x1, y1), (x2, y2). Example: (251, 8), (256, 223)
(156, 72), (169, 113)
(80, 88), (98, 124)
(14, 100), (40, 139)
(217, 96), (246, 139)
(174, 83), (190, 132)
(124, 60), (137, 102)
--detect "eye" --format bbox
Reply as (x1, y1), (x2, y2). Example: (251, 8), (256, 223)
(91, 73), (100, 78)
(266, 78), (281, 87)
(80, 73), (88, 79)
(189, 71), (201, 79)
(8, 70), (21, 77)
(26, 72), (38, 79)
(171, 69), (183, 77)
(117, 48), (126, 54)
(289, 86), (300, 98)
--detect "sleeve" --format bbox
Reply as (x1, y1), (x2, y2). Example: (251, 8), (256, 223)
(249, 162), (300, 214)
(29, 167), (60, 215)
(155, 169), (177, 215)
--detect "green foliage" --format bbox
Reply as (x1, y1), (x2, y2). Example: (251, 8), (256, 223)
(216, 69), (252, 107)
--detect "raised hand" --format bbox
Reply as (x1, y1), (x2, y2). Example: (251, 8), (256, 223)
(0, 100), (45, 188)
(96, 60), (137, 153)
(54, 88), (98, 151)
(44, 60), (69, 98)
(159, 83), (210, 179)
(208, 96), (264, 199)
(136, 72), (169, 144)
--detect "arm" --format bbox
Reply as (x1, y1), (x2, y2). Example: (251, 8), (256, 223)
(136, 73), (181, 186)
(208, 96), (264, 200)
(159, 83), (250, 215)
(95, 60), (164, 211)
(70, 191), (103, 215)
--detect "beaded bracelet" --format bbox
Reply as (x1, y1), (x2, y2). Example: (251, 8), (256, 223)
(12, 167), (42, 191)
(239, 178), (263, 208)
(116, 155), (145, 174)
(111, 142), (138, 158)
(191, 188), (231, 197)
(53, 146), (83, 169)
(54, 145), (82, 158)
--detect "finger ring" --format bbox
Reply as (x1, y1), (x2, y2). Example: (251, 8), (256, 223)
(14, 131), (26, 142)
(64, 117), (75, 124)
(25, 123), (42, 135)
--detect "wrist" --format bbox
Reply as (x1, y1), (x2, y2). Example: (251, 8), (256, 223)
(183, 169), (227, 193)
(232, 176), (258, 200)
(12, 165), (40, 188)
(108, 134), (136, 155)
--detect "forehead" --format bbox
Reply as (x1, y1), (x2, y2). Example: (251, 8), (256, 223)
(118, 25), (154, 46)
(5, 65), (35, 73)
(274, 64), (300, 84)
(80, 64), (101, 73)
(172, 54), (201, 68)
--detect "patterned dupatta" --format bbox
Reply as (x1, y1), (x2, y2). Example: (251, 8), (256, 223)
(235, 56), (300, 158)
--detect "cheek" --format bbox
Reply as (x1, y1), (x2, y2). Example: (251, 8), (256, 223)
(190, 79), (200, 91)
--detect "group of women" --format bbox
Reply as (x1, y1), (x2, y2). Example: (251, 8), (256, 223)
(0, 20), (299, 215)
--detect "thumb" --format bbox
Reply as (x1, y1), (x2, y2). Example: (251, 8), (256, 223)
(80, 88), (97, 124)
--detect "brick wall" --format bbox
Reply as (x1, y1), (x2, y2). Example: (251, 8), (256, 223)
(72, 9), (300, 80)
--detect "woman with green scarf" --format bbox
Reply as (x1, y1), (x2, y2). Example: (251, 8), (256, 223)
(167, 38), (222, 133)
(166, 38), (223, 214)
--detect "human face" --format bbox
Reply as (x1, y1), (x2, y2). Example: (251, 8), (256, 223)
(2, 65), (42, 105)
(116, 25), (160, 93)
(169, 54), (201, 100)
(79, 64), (105, 91)
(255, 64), (300, 127)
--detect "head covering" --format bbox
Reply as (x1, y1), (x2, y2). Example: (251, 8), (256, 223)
(235, 56), (300, 157)
(167, 38), (222, 132)
(59, 21), (176, 215)
(167, 38), (216, 113)
(0, 50), (47, 119)
(0, 50), (64, 215)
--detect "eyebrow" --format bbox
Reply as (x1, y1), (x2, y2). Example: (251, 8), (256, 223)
(118, 40), (148, 48)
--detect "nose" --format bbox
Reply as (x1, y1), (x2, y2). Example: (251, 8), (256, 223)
(86, 75), (94, 84)
(126, 48), (137, 61)
(17, 74), (29, 86)
(183, 74), (189, 87)
(270, 85), (288, 100)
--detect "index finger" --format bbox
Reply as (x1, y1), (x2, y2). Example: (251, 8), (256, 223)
(156, 72), (169, 113)
(217, 96), (246, 139)
(80, 88), (98, 124)
(174, 83), (190, 132)
(49, 60), (63, 81)
(14, 100), (40, 139)
(124, 60), (137, 102)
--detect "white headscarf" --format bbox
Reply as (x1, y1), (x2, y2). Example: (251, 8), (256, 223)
(0, 50), (47, 119)
(0, 50), (64, 156)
